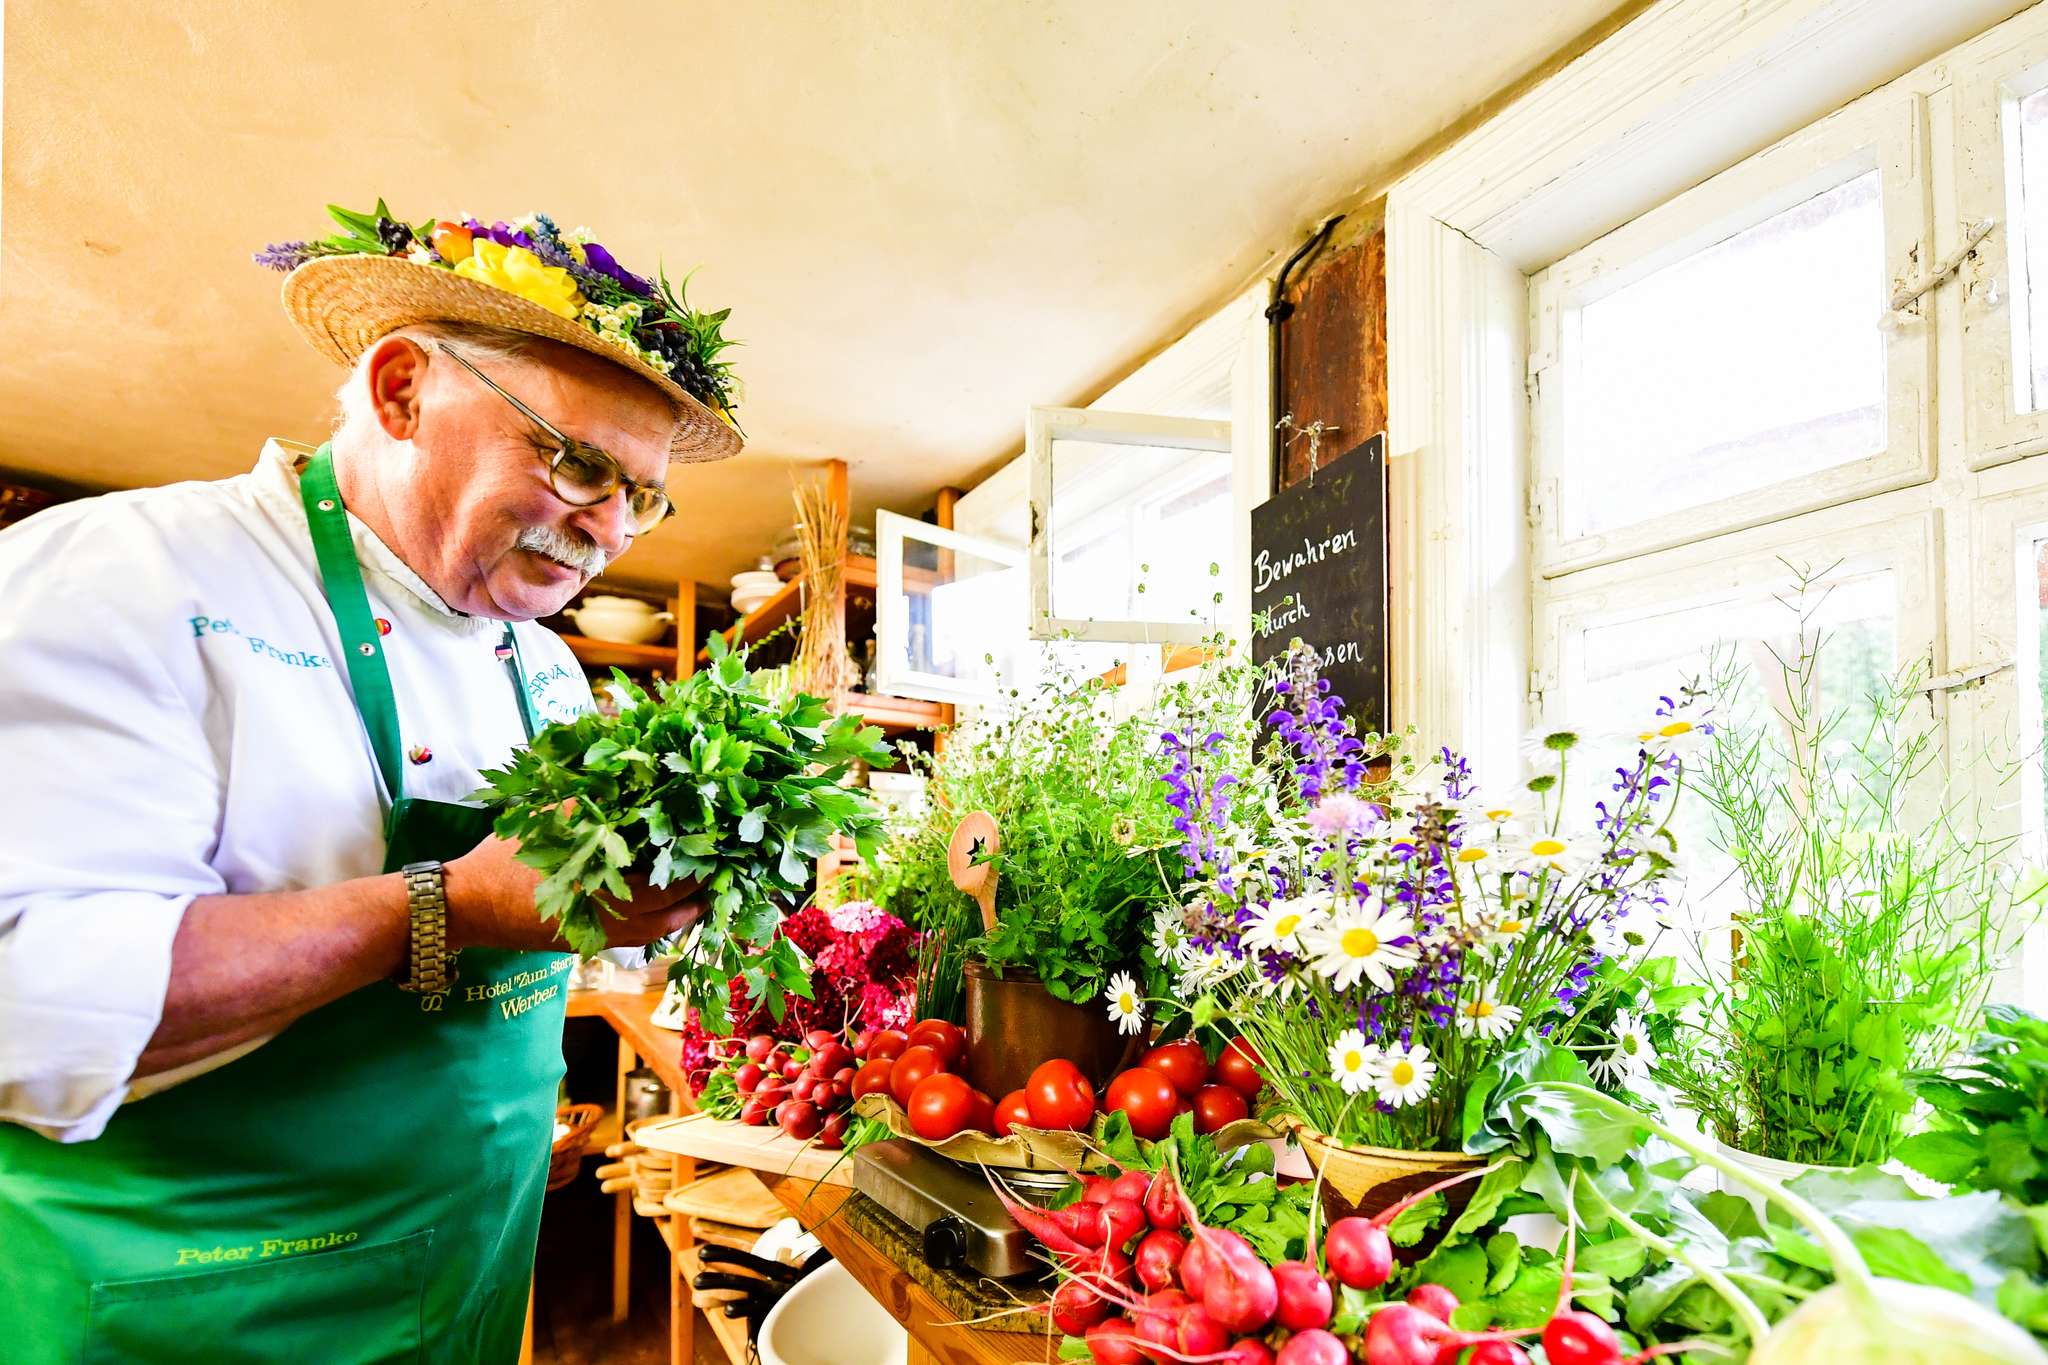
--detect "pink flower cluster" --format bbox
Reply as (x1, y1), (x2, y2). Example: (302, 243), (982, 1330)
(679, 900), (917, 1092)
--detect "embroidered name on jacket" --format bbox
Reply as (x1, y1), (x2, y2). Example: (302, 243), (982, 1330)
(190, 615), (332, 669)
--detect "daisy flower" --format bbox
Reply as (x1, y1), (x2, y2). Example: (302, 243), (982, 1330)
(1374, 1042), (1437, 1107)
(1508, 829), (1589, 878)
(1241, 895), (1327, 958)
(1453, 985), (1523, 1041)
(1327, 1029), (1383, 1096)
(1589, 1008), (1658, 1085)
(1460, 794), (1527, 831)
(1308, 899), (1421, 992)
(1478, 894), (1536, 946)
(1518, 727), (1583, 766)
(1628, 707), (1711, 755)
(1104, 972), (1145, 1036)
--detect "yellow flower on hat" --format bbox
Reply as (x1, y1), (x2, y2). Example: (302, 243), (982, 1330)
(452, 238), (583, 320)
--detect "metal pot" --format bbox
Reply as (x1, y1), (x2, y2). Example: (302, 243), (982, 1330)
(622, 1067), (672, 1126)
(962, 962), (1138, 1099)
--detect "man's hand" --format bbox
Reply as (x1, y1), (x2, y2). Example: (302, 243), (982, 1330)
(444, 834), (704, 953)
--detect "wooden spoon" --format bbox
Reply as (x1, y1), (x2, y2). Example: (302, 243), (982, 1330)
(946, 810), (1001, 934)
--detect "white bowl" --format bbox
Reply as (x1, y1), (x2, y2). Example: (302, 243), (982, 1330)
(563, 595), (672, 644)
(758, 1260), (906, 1365)
(730, 570), (782, 594)
(732, 589), (778, 615)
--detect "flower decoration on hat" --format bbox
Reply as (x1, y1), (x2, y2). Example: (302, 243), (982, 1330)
(256, 199), (741, 431)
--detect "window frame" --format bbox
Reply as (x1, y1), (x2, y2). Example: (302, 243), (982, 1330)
(1527, 87), (1935, 576)
(871, 509), (1028, 707)
(1956, 21), (2048, 470)
(1025, 404), (1234, 645)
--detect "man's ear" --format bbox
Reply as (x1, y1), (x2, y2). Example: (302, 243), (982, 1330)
(362, 335), (430, 442)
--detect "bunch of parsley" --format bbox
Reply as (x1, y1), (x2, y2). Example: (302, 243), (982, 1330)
(474, 638), (890, 1026)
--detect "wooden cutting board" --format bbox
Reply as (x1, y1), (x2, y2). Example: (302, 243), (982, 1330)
(663, 1166), (785, 1229)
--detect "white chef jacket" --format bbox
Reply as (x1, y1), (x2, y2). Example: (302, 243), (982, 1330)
(0, 439), (594, 1141)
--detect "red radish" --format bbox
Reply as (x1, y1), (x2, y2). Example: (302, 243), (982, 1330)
(1218, 1343), (1274, 1365)
(1085, 1317), (1144, 1365)
(734, 1063), (764, 1095)
(791, 1072), (817, 1101)
(1175, 1188), (1277, 1334)
(1056, 1203), (1108, 1249)
(1174, 1305), (1228, 1357)
(745, 1033), (776, 1063)
(1142, 1169), (1180, 1230)
(1179, 1231), (1214, 1299)
(1323, 1161), (1503, 1291)
(817, 1111), (849, 1150)
(981, 1171), (1090, 1256)
(739, 1096), (772, 1126)
(1406, 1282), (1459, 1322)
(1080, 1174), (1118, 1204)
(1100, 1197), (1146, 1251)
(1542, 1311), (1621, 1365)
(1323, 1216), (1393, 1290)
(1134, 1230), (1186, 1291)
(1466, 1343), (1533, 1365)
(804, 1028), (836, 1050)
(1052, 1278), (1108, 1335)
(1109, 1169), (1152, 1206)
(1543, 1177), (1623, 1365)
(1363, 1303), (1453, 1365)
(1275, 1328), (1348, 1364)
(1270, 1260), (1333, 1331)
(777, 1100), (821, 1141)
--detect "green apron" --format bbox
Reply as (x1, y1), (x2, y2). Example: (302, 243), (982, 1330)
(0, 446), (572, 1364)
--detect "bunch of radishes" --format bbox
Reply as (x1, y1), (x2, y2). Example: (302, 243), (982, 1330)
(999, 1158), (1671, 1365)
(729, 1027), (859, 1149)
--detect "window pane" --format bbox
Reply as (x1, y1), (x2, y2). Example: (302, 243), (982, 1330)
(1047, 436), (1231, 627)
(878, 523), (1026, 704)
(2016, 87), (2048, 412)
(1566, 170), (1887, 536)
(1564, 571), (1896, 926)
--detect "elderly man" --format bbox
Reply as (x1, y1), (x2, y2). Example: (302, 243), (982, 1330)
(0, 206), (741, 1362)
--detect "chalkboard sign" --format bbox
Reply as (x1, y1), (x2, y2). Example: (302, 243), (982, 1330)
(1250, 433), (1388, 734)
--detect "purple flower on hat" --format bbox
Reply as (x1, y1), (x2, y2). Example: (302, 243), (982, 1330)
(581, 241), (655, 298)
(253, 240), (316, 272)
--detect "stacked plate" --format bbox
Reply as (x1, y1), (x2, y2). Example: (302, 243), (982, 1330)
(731, 568), (781, 615)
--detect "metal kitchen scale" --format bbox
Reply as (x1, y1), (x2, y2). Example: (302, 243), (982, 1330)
(851, 1139), (1064, 1280)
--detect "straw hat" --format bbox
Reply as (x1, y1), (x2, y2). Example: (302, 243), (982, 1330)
(281, 253), (743, 463)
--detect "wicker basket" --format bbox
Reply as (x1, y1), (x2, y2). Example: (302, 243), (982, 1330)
(1285, 1117), (1484, 1223)
(547, 1103), (605, 1192)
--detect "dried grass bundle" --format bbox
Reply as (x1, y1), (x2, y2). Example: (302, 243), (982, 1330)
(791, 479), (855, 697)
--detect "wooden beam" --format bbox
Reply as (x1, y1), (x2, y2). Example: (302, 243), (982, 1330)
(671, 581), (696, 679)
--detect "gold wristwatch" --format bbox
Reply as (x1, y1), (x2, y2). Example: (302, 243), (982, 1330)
(398, 860), (458, 995)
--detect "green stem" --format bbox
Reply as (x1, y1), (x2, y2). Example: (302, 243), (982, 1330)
(1536, 1083), (1877, 1310)
(1580, 1180), (1771, 1343)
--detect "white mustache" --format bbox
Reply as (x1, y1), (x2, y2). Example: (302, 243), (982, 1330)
(517, 525), (607, 578)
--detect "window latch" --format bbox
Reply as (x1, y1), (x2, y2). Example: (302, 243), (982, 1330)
(1882, 218), (1996, 329)
(1918, 658), (2013, 694)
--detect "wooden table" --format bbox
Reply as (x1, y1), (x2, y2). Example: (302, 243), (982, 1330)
(760, 1176), (1053, 1365)
(560, 988), (699, 1365)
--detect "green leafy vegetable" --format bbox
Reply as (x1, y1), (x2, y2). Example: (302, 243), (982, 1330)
(475, 640), (889, 1024)
(1901, 1006), (2048, 1206)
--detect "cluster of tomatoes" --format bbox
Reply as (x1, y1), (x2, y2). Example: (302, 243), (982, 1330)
(847, 1023), (1268, 1144)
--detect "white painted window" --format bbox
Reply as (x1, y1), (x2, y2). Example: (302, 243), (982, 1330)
(1478, 4), (2048, 1003)
(871, 511), (1026, 706)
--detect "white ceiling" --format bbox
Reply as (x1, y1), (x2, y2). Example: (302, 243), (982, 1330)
(0, 0), (1625, 591)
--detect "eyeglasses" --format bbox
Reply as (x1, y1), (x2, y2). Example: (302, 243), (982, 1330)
(435, 344), (673, 535)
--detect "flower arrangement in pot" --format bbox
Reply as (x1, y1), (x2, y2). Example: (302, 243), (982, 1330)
(1652, 606), (2046, 1179)
(1163, 648), (1698, 1219)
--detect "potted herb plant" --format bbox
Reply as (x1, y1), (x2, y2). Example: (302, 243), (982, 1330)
(1655, 620), (2045, 1181)
(1165, 649), (1697, 1219)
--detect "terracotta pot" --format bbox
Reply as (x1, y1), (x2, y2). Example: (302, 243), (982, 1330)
(963, 962), (1137, 1099)
(1286, 1117), (1486, 1226)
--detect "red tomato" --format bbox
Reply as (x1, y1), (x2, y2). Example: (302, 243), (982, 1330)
(967, 1088), (997, 1135)
(1192, 1083), (1250, 1134)
(890, 1045), (947, 1107)
(866, 1029), (909, 1062)
(1106, 1067), (1180, 1141)
(1141, 1040), (1210, 1096)
(907, 1073), (976, 1141)
(1215, 1036), (1265, 1100)
(994, 1089), (1034, 1135)
(1025, 1059), (1097, 1130)
(907, 1019), (967, 1068)
(851, 1058), (896, 1100)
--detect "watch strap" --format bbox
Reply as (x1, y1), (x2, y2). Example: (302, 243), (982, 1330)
(398, 860), (457, 995)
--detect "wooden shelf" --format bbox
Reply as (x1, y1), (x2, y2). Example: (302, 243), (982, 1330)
(675, 1244), (756, 1365)
(834, 690), (948, 734)
(562, 633), (680, 671)
(697, 575), (804, 663)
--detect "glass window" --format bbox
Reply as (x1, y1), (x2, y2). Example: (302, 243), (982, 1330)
(1564, 170), (1887, 537)
(1046, 437), (1232, 628)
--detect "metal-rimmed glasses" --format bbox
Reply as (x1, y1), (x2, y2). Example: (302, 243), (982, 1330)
(435, 344), (673, 534)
